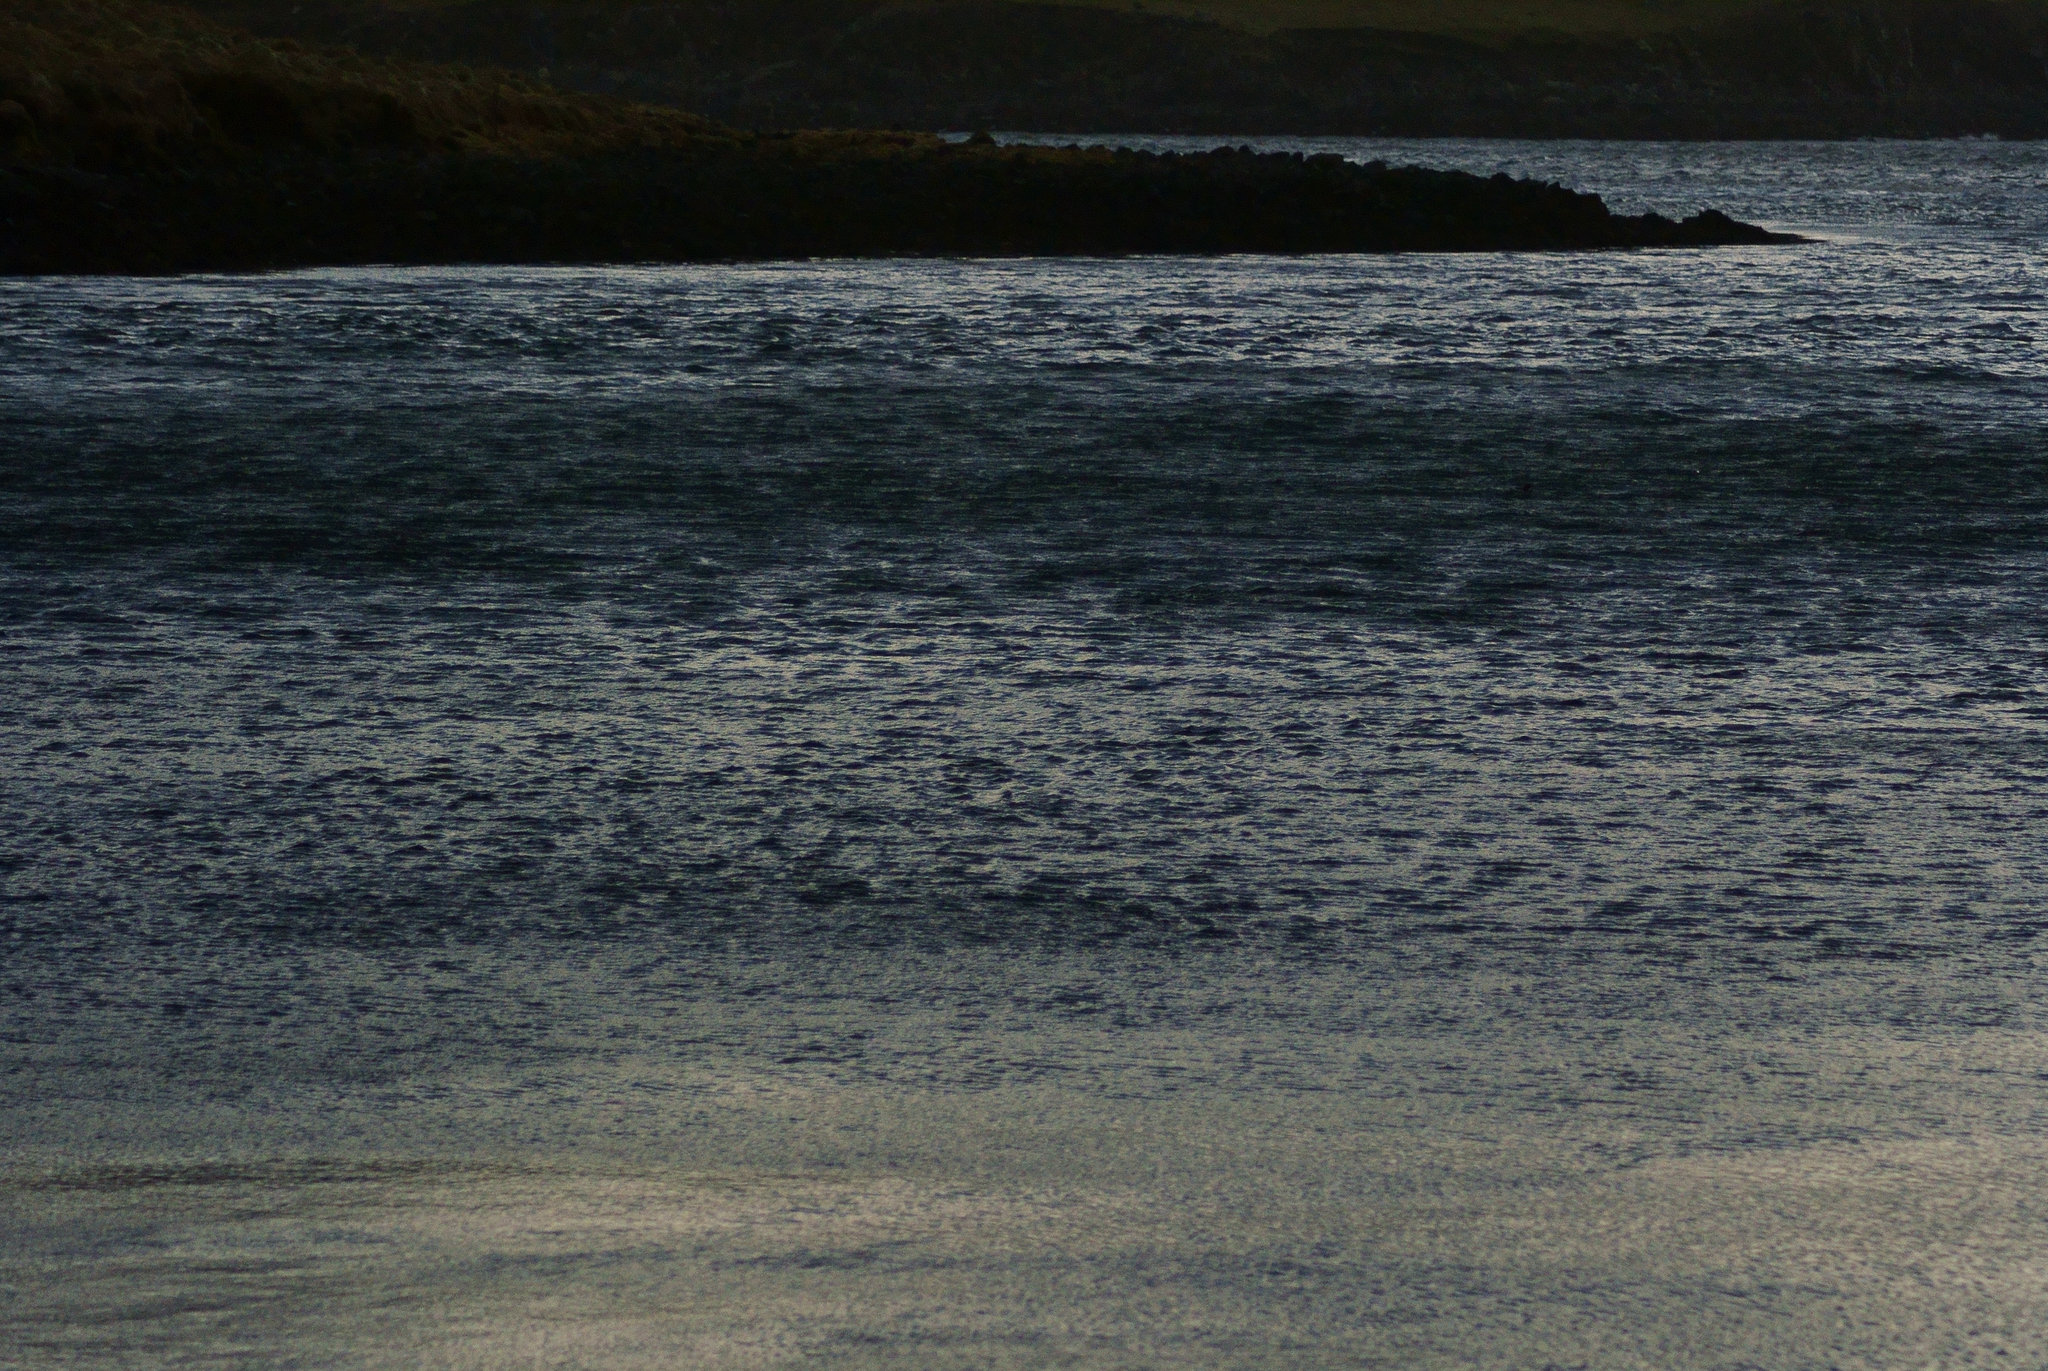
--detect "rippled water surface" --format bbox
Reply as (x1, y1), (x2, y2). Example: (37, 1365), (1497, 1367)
(3, 140), (2046, 1369)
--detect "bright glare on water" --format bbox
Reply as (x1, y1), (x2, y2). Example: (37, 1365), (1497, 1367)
(2, 140), (2046, 1369)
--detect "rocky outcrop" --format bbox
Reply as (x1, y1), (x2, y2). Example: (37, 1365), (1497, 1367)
(0, 143), (1798, 275)
(0, 0), (1800, 275)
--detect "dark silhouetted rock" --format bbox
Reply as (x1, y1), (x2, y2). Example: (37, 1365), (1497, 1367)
(0, 0), (1802, 275)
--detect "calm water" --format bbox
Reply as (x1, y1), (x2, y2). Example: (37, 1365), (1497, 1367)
(3, 140), (2046, 1368)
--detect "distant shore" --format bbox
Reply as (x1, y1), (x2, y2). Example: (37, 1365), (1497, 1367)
(0, 0), (1799, 275)
(184, 0), (2048, 142)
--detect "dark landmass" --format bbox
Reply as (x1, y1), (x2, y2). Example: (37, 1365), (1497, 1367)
(3, 148), (1796, 275)
(185, 0), (2048, 139)
(0, 0), (1797, 275)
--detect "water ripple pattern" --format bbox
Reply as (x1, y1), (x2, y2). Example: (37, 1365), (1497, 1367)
(2, 140), (2046, 1370)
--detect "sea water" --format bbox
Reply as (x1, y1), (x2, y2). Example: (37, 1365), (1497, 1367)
(2, 139), (2045, 1368)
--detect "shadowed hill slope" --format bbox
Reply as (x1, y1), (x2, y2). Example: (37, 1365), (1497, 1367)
(184, 0), (2048, 137)
(0, 0), (720, 171)
(0, 0), (1797, 273)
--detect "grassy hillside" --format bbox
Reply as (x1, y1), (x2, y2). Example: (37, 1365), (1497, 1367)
(0, 0), (730, 171)
(1056, 0), (1778, 39)
(185, 0), (2048, 40)
(166, 0), (1849, 39)
(176, 0), (2048, 137)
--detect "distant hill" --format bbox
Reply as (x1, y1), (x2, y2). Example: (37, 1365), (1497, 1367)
(180, 0), (2048, 136)
(991, 0), (1781, 40)
(0, 0), (725, 171)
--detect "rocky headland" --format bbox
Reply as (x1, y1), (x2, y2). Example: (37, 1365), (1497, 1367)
(0, 0), (1799, 275)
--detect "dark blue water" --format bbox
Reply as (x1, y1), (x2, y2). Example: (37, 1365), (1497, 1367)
(3, 141), (2046, 1369)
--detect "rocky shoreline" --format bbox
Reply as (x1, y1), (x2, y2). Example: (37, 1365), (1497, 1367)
(0, 142), (1799, 275)
(0, 0), (1800, 275)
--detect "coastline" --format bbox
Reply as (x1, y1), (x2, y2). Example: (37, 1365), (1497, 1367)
(0, 142), (1799, 276)
(0, 0), (1799, 275)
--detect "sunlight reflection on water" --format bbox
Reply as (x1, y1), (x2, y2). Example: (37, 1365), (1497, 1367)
(2, 139), (2046, 1369)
